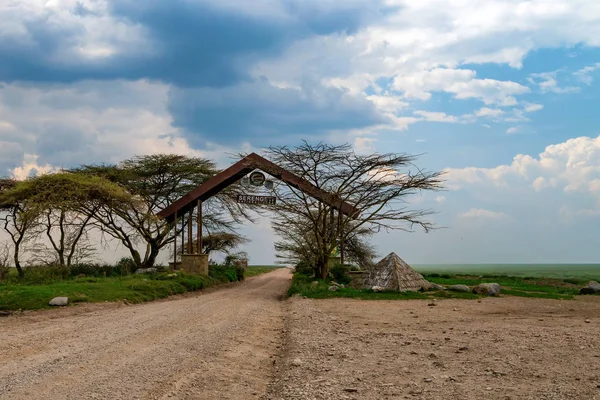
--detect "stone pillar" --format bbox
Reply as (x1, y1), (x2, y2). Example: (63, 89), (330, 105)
(181, 254), (209, 276)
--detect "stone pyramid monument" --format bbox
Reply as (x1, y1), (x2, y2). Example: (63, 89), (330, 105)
(363, 252), (429, 292)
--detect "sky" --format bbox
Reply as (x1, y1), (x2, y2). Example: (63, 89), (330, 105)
(0, 0), (599, 265)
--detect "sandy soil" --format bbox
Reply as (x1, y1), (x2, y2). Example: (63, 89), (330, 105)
(0, 268), (292, 400)
(266, 295), (600, 400)
(2, 270), (600, 400)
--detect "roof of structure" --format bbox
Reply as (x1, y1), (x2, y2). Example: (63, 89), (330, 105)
(157, 153), (359, 222)
(363, 252), (429, 292)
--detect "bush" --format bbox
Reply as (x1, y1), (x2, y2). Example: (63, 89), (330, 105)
(330, 263), (352, 285)
(209, 264), (238, 282)
(294, 261), (314, 276)
(116, 257), (138, 275)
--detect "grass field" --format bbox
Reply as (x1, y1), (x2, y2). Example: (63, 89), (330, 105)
(0, 266), (279, 311)
(414, 264), (600, 280)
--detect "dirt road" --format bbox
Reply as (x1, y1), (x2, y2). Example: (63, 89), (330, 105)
(0, 268), (292, 400)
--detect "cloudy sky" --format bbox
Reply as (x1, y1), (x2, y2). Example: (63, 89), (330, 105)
(1, 0), (599, 265)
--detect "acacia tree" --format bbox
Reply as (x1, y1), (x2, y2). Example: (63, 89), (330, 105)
(72, 154), (252, 269)
(0, 178), (39, 277)
(274, 215), (377, 270)
(0, 173), (133, 269)
(264, 142), (444, 278)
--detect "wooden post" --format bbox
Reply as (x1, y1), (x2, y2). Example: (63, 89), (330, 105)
(197, 200), (202, 255)
(181, 213), (185, 255)
(173, 211), (177, 266)
(338, 209), (345, 266)
(187, 210), (193, 255)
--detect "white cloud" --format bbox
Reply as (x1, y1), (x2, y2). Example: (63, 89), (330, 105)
(447, 135), (600, 196)
(10, 154), (57, 180)
(0, 80), (245, 174)
(354, 137), (377, 154)
(506, 127), (519, 134)
(528, 71), (580, 93)
(574, 62), (600, 85)
(435, 196), (446, 204)
(459, 208), (508, 220)
(413, 110), (459, 123)
(475, 107), (505, 118)
(523, 103), (544, 113)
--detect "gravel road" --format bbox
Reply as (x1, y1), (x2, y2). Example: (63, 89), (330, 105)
(0, 268), (292, 400)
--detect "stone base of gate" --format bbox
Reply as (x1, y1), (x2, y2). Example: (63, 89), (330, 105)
(181, 254), (209, 276)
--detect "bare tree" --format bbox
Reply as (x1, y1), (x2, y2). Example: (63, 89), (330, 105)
(264, 142), (444, 278)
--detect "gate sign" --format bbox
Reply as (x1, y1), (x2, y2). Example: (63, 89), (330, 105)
(237, 195), (276, 205)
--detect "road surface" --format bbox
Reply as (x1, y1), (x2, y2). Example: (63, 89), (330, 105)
(0, 268), (292, 400)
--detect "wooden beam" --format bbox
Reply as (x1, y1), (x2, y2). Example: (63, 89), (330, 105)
(157, 153), (359, 222)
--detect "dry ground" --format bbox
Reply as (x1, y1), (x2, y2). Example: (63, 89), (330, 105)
(2, 269), (600, 400)
(266, 294), (600, 400)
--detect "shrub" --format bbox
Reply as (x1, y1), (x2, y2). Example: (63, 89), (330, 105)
(294, 261), (314, 276)
(209, 264), (238, 282)
(116, 257), (138, 275)
(330, 263), (352, 285)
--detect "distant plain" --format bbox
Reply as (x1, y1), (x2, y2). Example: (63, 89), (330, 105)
(413, 264), (600, 280)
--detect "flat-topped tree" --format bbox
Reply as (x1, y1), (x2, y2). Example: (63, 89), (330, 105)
(72, 154), (250, 269)
(266, 142), (445, 279)
(0, 173), (133, 272)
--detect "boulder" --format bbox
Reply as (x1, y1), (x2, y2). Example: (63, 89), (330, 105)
(472, 283), (501, 297)
(0, 311), (12, 317)
(135, 268), (158, 275)
(448, 284), (470, 293)
(422, 282), (446, 291)
(49, 297), (69, 306)
(580, 281), (600, 295)
(328, 285), (339, 292)
(371, 286), (385, 292)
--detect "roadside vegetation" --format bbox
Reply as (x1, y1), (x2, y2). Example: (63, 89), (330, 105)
(0, 260), (278, 311)
(288, 269), (586, 301)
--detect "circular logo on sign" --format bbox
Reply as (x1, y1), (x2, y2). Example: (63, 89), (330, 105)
(249, 171), (266, 187)
(240, 177), (250, 187)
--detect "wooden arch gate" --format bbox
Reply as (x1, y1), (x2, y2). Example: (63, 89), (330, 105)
(157, 153), (358, 275)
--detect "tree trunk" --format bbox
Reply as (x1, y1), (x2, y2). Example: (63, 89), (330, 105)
(14, 247), (24, 278)
(142, 244), (160, 269)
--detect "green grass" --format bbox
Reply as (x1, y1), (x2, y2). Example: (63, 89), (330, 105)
(288, 273), (478, 300)
(424, 274), (580, 300)
(414, 264), (600, 281)
(0, 272), (220, 311)
(288, 271), (586, 301)
(0, 265), (282, 312)
(245, 265), (283, 278)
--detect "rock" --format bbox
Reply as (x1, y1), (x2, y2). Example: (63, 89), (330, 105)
(328, 285), (339, 292)
(422, 282), (446, 291)
(0, 311), (12, 317)
(49, 297), (68, 306)
(135, 268), (158, 274)
(291, 358), (302, 367)
(472, 283), (501, 296)
(580, 281), (600, 295)
(343, 388), (358, 393)
(310, 281), (319, 287)
(448, 284), (470, 293)
(585, 319), (591, 323)
(371, 286), (385, 292)
(428, 300), (437, 307)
